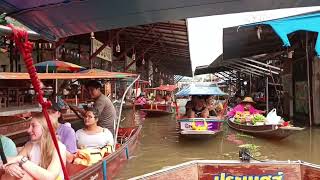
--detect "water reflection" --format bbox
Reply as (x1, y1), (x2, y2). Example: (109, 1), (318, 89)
(116, 109), (320, 179)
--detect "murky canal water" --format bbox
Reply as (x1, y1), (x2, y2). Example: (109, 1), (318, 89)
(116, 102), (320, 179)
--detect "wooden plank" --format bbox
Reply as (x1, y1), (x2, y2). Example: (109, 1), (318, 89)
(0, 105), (41, 116)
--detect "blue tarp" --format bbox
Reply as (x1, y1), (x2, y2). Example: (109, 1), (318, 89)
(176, 83), (226, 97)
(247, 12), (320, 56)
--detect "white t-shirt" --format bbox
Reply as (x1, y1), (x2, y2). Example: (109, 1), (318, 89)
(75, 128), (114, 149)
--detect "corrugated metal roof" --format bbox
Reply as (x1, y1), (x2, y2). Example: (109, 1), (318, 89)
(1, 0), (320, 40)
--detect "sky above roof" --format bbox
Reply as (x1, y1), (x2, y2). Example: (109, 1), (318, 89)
(187, 6), (320, 73)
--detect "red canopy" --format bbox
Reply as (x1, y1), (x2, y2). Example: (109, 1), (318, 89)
(145, 85), (177, 92)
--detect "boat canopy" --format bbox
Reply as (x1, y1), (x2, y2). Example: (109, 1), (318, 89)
(145, 85), (177, 92)
(176, 83), (226, 96)
(0, 71), (136, 80)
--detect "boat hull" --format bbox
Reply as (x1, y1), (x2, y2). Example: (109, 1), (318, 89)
(130, 160), (320, 180)
(141, 103), (175, 117)
(227, 118), (304, 139)
(177, 118), (224, 138)
(69, 125), (142, 180)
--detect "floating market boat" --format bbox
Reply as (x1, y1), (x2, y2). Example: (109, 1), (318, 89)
(227, 117), (305, 139)
(129, 160), (320, 179)
(68, 125), (142, 180)
(141, 85), (177, 117)
(175, 83), (227, 137)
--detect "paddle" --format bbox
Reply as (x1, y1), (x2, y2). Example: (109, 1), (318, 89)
(66, 103), (84, 120)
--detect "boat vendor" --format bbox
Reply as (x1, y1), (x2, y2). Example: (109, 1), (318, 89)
(48, 101), (77, 155)
(227, 96), (265, 118)
(75, 107), (114, 149)
(2, 113), (67, 180)
(71, 80), (117, 135)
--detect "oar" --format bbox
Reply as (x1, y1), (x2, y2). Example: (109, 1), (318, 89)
(66, 103), (84, 120)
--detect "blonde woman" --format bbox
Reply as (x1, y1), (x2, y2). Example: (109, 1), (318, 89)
(2, 113), (67, 180)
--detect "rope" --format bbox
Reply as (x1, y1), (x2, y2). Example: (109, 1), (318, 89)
(7, 24), (70, 180)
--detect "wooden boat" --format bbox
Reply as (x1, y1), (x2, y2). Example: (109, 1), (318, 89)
(175, 83), (227, 138)
(129, 160), (320, 179)
(177, 118), (224, 138)
(1, 112), (81, 146)
(141, 85), (178, 117)
(67, 125), (142, 180)
(227, 118), (305, 139)
(141, 103), (175, 117)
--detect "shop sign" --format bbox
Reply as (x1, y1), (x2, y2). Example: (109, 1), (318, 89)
(213, 172), (284, 180)
(92, 39), (112, 61)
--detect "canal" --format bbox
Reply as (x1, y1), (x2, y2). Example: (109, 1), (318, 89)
(116, 103), (320, 179)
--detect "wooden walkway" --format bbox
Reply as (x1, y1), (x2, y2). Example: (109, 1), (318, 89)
(0, 105), (41, 116)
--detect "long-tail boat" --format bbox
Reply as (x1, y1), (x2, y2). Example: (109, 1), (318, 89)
(175, 83), (227, 138)
(227, 117), (305, 139)
(129, 160), (320, 179)
(141, 85), (177, 117)
(0, 71), (137, 142)
(68, 125), (142, 180)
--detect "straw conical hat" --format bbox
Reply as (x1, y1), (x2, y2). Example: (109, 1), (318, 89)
(242, 97), (255, 103)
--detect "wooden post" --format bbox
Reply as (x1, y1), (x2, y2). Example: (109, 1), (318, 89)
(306, 32), (312, 126)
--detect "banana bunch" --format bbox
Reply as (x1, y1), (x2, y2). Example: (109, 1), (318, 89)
(191, 120), (208, 131)
(234, 111), (251, 124)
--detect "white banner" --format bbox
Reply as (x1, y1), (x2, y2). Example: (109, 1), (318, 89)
(92, 39), (112, 61)
(179, 122), (193, 130)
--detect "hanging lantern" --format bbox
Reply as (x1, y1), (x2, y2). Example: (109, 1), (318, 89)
(132, 48), (136, 60)
(116, 35), (120, 52)
(116, 44), (120, 52)
(49, 43), (52, 49)
(155, 67), (158, 72)
(132, 53), (136, 60)
(142, 52), (145, 65)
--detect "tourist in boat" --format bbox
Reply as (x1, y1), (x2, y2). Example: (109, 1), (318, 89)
(227, 96), (265, 118)
(75, 107), (114, 149)
(186, 96), (209, 118)
(164, 93), (172, 103)
(2, 113), (67, 180)
(0, 135), (18, 170)
(71, 80), (117, 135)
(48, 101), (77, 155)
(135, 92), (147, 105)
(155, 93), (165, 104)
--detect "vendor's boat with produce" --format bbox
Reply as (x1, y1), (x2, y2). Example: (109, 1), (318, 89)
(227, 117), (305, 139)
(129, 159), (320, 179)
(175, 83), (228, 138)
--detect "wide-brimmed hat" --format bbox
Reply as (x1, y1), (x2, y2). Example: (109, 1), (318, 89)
(242, 97), (255, 103)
